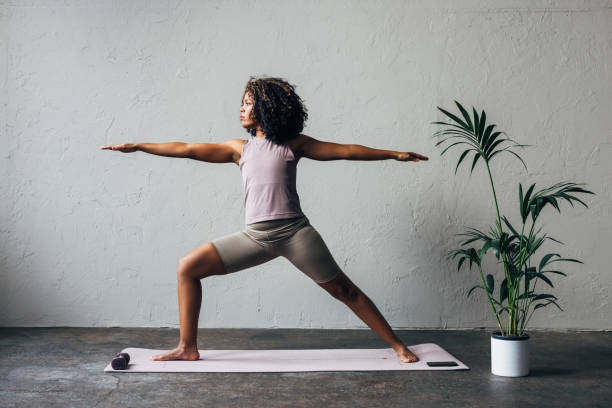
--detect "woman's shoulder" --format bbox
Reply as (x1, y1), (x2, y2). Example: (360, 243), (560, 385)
(222, 138), (248, 166)
(287, 134), (307, 158)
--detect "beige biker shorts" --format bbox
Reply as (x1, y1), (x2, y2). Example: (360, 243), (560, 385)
(211, 215), (342, 283)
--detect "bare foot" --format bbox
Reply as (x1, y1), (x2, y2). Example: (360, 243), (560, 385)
(150, 346), (200, 361)
(392, 344), (419, 363)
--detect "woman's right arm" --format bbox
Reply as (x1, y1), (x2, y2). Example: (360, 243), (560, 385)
(137, 142), (191, 157)
(100, 142), (189, 157)
(100, 140), (241, 164)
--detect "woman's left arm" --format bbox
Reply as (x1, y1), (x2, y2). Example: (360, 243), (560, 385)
(300, 134), (428, 162)
(346, 144), (428, 162)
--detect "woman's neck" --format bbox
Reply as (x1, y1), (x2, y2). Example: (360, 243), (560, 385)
(255, 128), (266, 139)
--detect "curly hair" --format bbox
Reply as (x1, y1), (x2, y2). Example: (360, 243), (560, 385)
(242, 75), (308, 145)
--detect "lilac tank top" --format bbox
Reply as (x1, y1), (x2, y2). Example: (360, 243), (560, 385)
(238, 136), (305, 225)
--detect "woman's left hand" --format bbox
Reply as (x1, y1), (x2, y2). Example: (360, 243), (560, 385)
(394, 152), (429, 162)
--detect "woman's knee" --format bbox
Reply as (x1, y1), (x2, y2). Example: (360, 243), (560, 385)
(319, 273), (360, 302)
(177, 242), (228, 280)
(336, 282), (360, 302)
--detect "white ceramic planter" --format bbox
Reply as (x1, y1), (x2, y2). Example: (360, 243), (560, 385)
(491, 331), (530, 377)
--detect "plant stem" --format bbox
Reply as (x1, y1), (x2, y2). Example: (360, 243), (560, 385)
(519, 221), (528, 330)
(477, 264), (504, 333)
(517, 221), (536, 332)
(484, 161), (512, 336)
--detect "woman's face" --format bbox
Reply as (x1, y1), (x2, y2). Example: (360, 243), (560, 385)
(240, 92), (257, 129)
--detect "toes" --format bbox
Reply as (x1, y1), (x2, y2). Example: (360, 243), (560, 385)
(151, 353), (170, 361)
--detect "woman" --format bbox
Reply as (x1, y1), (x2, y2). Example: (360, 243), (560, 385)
(100, 76), (428, 363)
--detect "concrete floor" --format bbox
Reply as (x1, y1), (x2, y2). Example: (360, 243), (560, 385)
(0, 328), (610, 408)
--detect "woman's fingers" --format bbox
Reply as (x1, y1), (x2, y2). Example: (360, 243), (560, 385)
(100, 144), (137, 152)
(396, 152), (429, 161)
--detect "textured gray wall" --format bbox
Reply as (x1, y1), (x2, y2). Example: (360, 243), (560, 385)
(1, 0), (610, 329)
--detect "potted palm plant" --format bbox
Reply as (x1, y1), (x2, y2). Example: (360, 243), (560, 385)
(431, 101), (595, 377)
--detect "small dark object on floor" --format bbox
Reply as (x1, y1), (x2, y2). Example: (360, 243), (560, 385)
(111, 352), (130, 370)
(426, 361), (458, 367)
(116, 352), (130, 364)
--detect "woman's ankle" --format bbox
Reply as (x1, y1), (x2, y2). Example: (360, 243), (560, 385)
(390, 340), (407, 350)
(178, 341), (198, 351)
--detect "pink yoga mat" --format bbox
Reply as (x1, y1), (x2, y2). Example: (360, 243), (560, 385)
(104, 343), (469, 373)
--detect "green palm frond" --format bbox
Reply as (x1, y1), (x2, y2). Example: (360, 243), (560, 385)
(431, 100), (532, 175)
(519, 182), (595, 223)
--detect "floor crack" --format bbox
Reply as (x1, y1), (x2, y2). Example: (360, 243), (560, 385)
(93, 374), (121, 407)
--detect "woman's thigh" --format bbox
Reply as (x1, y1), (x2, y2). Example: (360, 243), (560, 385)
(211, 230), (279, 274)
(275, 225), (343, 284)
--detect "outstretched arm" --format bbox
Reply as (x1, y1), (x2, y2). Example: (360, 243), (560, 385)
(100, 142), (189, 157)
(100, 140), (240, 164)
(300, 135), (428, 162)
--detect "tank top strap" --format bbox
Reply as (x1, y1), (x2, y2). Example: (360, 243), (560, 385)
(240, 137), (296, 164)
(238, 139), (250, 166)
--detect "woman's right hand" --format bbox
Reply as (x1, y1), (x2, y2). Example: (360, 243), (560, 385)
(100, 143), (139, 153)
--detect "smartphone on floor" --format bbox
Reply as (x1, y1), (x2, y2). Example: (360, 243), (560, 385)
(426, 361), (459, 367)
